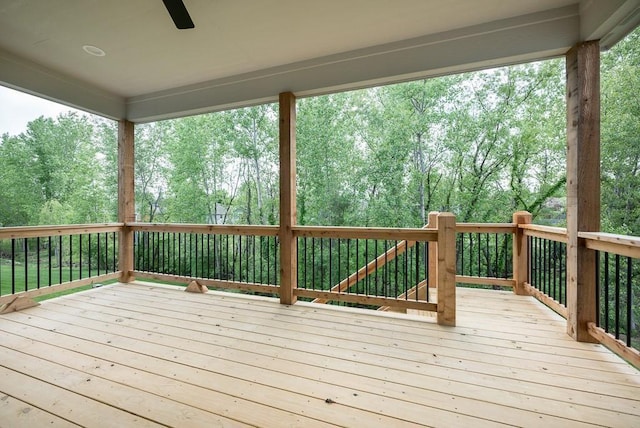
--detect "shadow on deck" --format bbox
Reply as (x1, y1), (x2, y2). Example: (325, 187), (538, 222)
(1, 282), (639, 427)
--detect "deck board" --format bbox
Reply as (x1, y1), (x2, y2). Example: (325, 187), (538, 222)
(1, 282), (639, 427)
(0, 387), (81, 428)
(104, 286), (629, 369)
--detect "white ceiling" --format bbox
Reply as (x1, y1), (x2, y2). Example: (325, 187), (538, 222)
(1, 0), (639, 122)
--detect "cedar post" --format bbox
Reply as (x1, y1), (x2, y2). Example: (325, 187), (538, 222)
(118, 120), (135, 283)
(512, 211), (532, 295)
(279, 92), (297, 305)
(566, 41), (600, 342)
(437, 212), (456, 326)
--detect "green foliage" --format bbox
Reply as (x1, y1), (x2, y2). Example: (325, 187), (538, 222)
(597, 27), (640, 347)
(296, 61), (567, 226)
(601, 27), (640, 235)
(297, 92), (365, 225)
(0, 112), (117, 226)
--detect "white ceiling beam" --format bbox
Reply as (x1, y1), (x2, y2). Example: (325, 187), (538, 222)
(0, 49), (126, 120)
(126, 6), (580, 123)
(580, 0), (640, 49)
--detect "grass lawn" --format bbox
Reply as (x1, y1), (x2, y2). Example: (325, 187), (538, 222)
(0, 260), (116, 301)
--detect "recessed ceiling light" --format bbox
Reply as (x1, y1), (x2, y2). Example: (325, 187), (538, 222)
(82, 45), (106, 57)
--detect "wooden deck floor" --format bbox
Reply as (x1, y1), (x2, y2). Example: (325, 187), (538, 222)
(1, 282), (639, 427)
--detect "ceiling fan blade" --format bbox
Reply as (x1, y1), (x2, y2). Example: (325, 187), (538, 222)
(162, 0), (195, 29)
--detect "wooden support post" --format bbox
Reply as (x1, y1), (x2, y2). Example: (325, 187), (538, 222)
(566, 41), (600, 342)
(512, 211), (532, 296)
(427, 211), (439, 293)
(437, 212), (456, 326)
(279, 92), (297, 305)
(118, 120), (135, 283)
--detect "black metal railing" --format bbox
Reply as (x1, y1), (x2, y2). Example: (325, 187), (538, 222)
(596, 251), (639, 350)
(528, 236), (567, 307)
(133, 231), (279, 287)
(296, 237), (431, 303)
(456, 232), (512, 281)
(0, 230), (118, 297)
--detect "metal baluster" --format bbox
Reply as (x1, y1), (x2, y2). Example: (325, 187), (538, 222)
(252, 235), (256, 283)
(615, 254), (621, 340)
(596, 251), (600, 327)
(59, 235), (63, 283)
(626, 257), (632, 347)
(63, 234), (68, 287)
(11, 239), (16, 294)
(37, 237), (41, 288)
(604, 252), (610, 333)
(403, 240), (409, 299)
(494, 234), (499, 278)
(68, 235), (72, 282)
(425, 241), (429, 302)
(415, 241), (420, 301)
(274, 236), (278, 286)
(24, 238), (28, 291)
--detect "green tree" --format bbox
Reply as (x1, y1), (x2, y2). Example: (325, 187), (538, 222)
(166, 114), (230, 223)
(601, 27), (640, 235)
(226, 104), (278, 224)
(135, 121), (172, 222)
(0, 133), (43, 225)
(297, 92), (364, 226)
(0, 112), (115, 226)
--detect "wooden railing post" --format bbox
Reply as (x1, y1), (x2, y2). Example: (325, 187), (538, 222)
(279, 92), (297, 305)
(118, 120), (135, 283)
(512, 211), (532, 295)
(566, 41), (600, 342)
(437, 212), (456, 326)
